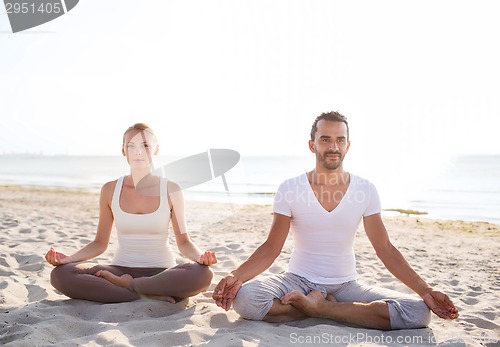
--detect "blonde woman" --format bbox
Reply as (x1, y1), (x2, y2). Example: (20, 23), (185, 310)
(46, 123), (216, 303)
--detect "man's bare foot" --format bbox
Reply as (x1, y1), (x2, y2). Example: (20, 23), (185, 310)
(281, 290), (333, 317)
(326, 293), (337, 303)
(263, 298), (308, 322)
(95, 270), (133, 289)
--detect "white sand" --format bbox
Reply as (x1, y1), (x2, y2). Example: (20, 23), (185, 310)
(1, 186), (499, 346)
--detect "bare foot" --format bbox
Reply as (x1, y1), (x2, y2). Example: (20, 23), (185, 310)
(95, 271), (177, 303)
(263, 299), (308, 322)
(95, 270), (133, 289)
(281, 290), (330, 317)
(143, 294), (176, 304)
(326, 293), (338, 303)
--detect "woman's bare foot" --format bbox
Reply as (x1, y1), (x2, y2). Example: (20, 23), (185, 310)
(95, 270), (176, 303)
(143, 294), (176, 304)
(95, 270), (133, 289)
(281, 290), (335, 317)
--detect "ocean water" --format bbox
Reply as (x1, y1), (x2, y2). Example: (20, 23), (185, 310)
(0, 154), (499, 224)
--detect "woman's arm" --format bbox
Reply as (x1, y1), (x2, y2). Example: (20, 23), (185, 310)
(168, 181), (217, 265)
(45, 181), (115, 265)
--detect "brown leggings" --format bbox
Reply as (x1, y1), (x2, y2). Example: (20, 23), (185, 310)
(50, 262), (213, 303)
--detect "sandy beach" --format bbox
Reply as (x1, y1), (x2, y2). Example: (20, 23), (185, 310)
(0, 186), (499, 347)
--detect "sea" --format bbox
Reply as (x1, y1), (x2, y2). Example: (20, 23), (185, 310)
(0, 154), (499, 224)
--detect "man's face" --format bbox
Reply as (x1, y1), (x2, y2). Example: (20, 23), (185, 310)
(309, 120), (350, 171)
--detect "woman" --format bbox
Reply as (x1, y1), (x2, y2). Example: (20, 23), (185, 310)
(45, 123), (216, 303)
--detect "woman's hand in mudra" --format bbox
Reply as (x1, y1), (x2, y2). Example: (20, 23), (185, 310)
(197, 251), (217, 266)
(45, 247), (71, 266)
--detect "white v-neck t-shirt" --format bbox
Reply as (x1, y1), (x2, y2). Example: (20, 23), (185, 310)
(273, 173), (381, 284)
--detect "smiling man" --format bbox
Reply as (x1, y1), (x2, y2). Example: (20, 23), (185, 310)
(213, 111), (458, 330)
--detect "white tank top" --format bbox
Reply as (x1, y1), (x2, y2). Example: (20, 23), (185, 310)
(110, 176), (176, 268)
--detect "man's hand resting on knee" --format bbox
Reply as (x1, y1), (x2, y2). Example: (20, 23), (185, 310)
(422, 289), (459, 320)
(213, 274), (243, 311)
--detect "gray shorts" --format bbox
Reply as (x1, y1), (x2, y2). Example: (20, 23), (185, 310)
(232, 272), (431, 330)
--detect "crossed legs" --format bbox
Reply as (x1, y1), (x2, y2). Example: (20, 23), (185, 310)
(232, 272), (431, 330)
(98, 262), (213, 302)
(51, 262), (213, 303)
(281, 290), (391, 330)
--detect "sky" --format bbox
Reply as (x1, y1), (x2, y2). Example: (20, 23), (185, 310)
(1, 0), (500, 160)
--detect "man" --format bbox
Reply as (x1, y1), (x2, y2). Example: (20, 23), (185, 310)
(213, 111), (459, 330)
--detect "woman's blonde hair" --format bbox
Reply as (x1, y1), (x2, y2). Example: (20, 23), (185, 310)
(122, 123), (157, 146)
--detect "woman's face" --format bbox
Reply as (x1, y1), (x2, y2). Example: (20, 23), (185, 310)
(122, 130), (158, 169)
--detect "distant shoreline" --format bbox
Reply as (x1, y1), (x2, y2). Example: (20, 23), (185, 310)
(2, 184), (499, 226)
(2, 154), (499, 224)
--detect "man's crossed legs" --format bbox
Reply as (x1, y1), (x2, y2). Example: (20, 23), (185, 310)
(232, 272), (431, 330)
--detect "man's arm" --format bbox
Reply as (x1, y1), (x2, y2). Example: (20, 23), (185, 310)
(212, 212), (291, 310)
(363, 213), (459, 320)
(363, 213), (431, 295)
